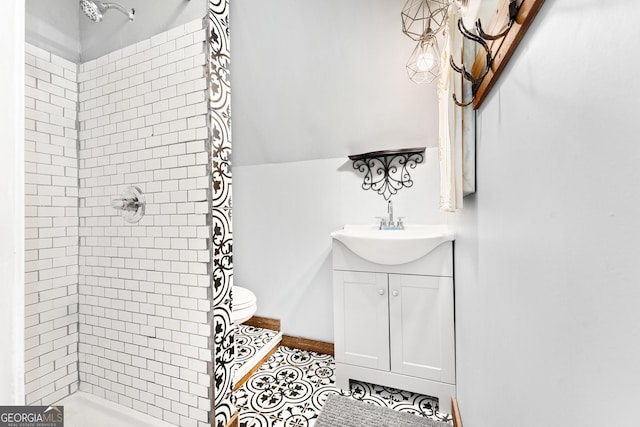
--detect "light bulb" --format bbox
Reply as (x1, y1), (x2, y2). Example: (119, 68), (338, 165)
(416, 50), (436, 72)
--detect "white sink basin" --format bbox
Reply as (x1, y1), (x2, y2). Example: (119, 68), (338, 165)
(331, 224), (455, 265)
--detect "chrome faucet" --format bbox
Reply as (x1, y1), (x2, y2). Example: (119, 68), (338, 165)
(110, 197), (141, 212)
(377, 200), (404, 230)
(110, 186), (146, 223)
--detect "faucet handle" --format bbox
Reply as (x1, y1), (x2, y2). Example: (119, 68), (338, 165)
(375, 216), (387, 229)
(111, 198), (127, 210)
(111, 196), (140, 212)
(396, 217), (405, 229)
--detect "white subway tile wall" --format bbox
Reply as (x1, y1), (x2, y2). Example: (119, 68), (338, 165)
(76, 19), (212, 427)
(24, 43), (80, 406)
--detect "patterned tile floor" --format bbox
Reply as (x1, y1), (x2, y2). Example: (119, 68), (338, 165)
(233, 324), (281, 376)
(233, 325), (282, 384)
(234, 345), (453, 427)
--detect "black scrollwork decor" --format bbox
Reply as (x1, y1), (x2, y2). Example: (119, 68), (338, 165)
(349, 147), (426, 200)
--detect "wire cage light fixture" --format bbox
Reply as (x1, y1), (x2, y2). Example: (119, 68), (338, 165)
(401, 0), (449, 84)
(401, 0), (449, 41)
(401, 0), (475, 85)
(401, 0), (528, 111)
(406, 32), (441, 84)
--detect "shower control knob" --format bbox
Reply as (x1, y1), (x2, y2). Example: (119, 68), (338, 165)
(378, 289), (385, 296)
(392, 290), (399, 297)
(110, 186), (145, 224)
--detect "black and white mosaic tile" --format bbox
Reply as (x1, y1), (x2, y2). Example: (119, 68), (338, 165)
(235, 325), (279, 365)
(233, 325), (281, 381)
(208, 0), (234, 425)
(235, 346), (453, 427)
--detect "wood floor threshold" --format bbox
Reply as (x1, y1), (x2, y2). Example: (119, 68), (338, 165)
(281, 335), (334, 356)
(452, 397), (462, 427)
(224, 411), (239, 427)
(234, 344), (281, 391)
(244, 316), (281, 332)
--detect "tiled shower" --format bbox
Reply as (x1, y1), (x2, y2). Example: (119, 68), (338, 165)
(77, 18), (211, 425)
(23, 1), (235, 425)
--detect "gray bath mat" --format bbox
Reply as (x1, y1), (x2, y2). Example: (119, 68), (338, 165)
(316, 394), (450, 427)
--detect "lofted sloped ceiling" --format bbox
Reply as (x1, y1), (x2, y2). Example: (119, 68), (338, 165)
(230, 0), (439, 167)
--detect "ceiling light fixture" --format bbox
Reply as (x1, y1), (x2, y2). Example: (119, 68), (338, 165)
(406, 32), (441, 84)
(401, 0), (449, 41)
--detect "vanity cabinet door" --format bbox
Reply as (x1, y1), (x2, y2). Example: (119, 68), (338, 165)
(333, 271), (390, 371)
(389, 274), (455, 384)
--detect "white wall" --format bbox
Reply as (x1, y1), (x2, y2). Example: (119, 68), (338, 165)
(0, 0), (25, 406)
(455, 2), (640, 426)
(230, 0), (439, 166)
(234, 150), (450, 341)
(231, 0), (447, 342)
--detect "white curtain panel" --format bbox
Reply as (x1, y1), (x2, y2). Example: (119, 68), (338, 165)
(437, 5), (465, 212)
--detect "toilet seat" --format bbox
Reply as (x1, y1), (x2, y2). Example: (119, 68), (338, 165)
(233, 286), (257, 324)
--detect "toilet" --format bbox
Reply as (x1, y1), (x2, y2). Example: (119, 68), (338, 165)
(232, 286), (257, 324)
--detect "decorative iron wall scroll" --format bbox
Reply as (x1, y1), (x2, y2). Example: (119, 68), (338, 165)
(208, 1), (234, 426)
(349, 148), (426, 200)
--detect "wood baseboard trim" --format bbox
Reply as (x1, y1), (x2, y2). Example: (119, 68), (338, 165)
(244, 316), (281, 332)
(281, 335), (334, 356)
(452, 397), (462, 427)
(224, 411), (239, 427)
(234, 344), (280, 391)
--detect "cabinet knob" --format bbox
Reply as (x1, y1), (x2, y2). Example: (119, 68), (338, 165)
(378, 289), (385, 296)
(392, 290), (399, 297)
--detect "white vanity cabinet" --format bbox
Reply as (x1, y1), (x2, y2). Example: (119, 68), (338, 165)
(332, 239), (455, 413)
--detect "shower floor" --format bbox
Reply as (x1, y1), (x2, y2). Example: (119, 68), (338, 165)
(235, 345), (453, 427)
(57, 391), (176, 427)
(233, 324), (283, 386)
